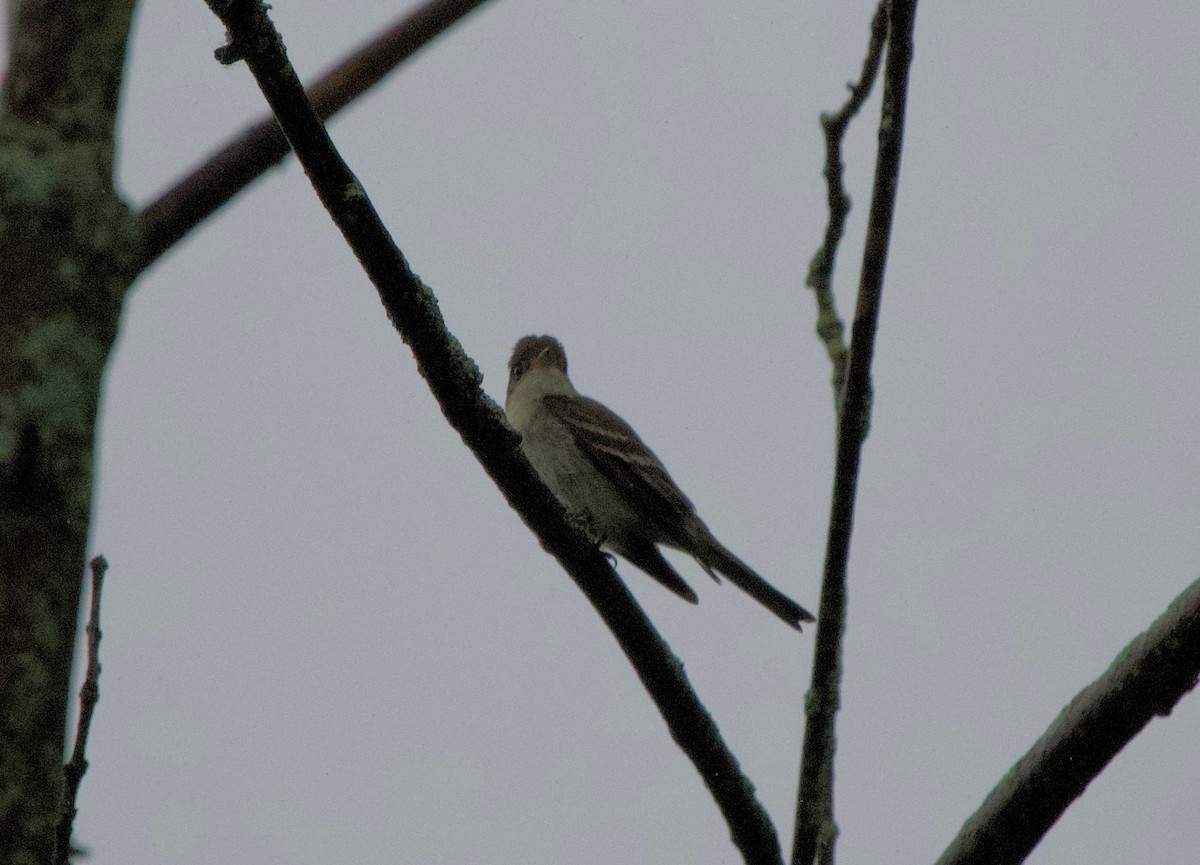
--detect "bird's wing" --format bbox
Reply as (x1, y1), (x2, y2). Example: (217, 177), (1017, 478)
(541, 394), (698, 544)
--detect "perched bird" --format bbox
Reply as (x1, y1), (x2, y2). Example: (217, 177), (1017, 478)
(505, 335), (814, 630)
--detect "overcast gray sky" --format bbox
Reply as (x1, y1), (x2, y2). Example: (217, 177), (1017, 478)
(41, 1), (1200, 862)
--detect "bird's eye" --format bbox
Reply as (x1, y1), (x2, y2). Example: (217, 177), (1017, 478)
(513, 360), (527, 378)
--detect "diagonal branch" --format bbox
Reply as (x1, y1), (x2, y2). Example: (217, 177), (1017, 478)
(793, 2), (919, 864)
(198, 3), (784, 862)
(137, 0), (497, 271)
(934, 577), (1200, 865)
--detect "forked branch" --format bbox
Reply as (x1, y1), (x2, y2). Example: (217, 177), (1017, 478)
(794, 2), (919, 864)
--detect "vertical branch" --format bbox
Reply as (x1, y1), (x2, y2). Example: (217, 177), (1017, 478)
(56, 556), (109, 865)
(793, 2), (920, 864)
(0, 3), (138, 861)
(805, 1), (889, 408)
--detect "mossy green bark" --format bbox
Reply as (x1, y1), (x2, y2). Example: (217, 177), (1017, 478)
(0, 2), (139, 861)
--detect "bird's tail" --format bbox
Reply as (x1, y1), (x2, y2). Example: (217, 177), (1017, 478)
(697, 537), (815, 630)
(617, 537), (700, 604)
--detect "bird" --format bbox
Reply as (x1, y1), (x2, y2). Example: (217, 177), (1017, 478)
(504, 334), (815, 630)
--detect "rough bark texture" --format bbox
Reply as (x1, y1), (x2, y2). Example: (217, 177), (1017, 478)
(0, 2), (138, 862)
(0, 2), (501, 860)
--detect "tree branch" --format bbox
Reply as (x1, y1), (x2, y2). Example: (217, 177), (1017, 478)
(805, 1), (888, 408)
(197, 3), (784, 862)
(0, 2), (138, 860)
(137, 0), (497, 271)
(793, 2), (919, 864)
(55, 555), (109, 865)
(4, 0), (136, 147)
(934, 577), (1200, 865)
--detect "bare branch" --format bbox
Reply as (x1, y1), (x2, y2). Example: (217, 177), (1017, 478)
(805, 1), (888, 407)
(55, 555), (109, 865)
(934, 578), (1200, 865)
(793, 2), (920, 864)
(197, 3), (783, 862)
(138, 0), (497, 271)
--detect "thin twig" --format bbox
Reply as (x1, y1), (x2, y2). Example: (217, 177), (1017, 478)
(793, 3), (920, 865)
(934, 577), (1200, 865)
(198, 3), (784, 862)
(55, 555), (109, 865)
(138, 0), (498, 271)
(805, 0), (889, 408)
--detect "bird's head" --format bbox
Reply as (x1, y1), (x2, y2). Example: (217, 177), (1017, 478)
(507, 335), (568, 398)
